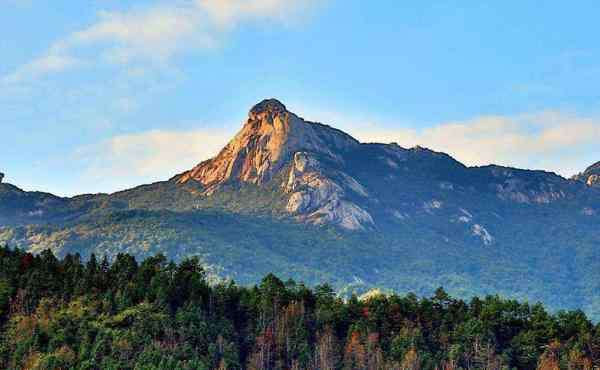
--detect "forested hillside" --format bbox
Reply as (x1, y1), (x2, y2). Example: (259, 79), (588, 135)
(0, 247), (598, 370)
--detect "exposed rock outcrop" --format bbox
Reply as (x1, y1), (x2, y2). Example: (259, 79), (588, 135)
(284, 152), (373, 230)
(178, 99), (370, 230)
(0, 173), (4, 183)
(178, 99), (358, 193)
(472, 224), (494, 245)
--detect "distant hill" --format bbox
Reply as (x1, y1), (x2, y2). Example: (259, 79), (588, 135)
(2, 99), (600, 318)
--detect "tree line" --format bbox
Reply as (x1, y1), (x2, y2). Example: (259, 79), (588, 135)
(0, 246), (598, 369)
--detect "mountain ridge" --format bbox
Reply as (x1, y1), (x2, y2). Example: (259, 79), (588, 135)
(1, 98), (600, 318)
(170, 98), (597, 230)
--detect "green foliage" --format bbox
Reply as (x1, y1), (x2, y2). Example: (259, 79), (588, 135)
(1, 247), (600, 369)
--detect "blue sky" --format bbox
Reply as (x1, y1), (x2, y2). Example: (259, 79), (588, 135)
(2, 0), (600, 196)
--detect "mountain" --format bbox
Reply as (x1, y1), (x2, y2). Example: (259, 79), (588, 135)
(573, 161), (600, 188)
(178, 99), (371, 230)
(2, 99), (600, 318)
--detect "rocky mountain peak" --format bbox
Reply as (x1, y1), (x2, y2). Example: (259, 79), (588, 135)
(248, 98), (287, 120)
(177, 99), (359, 194)
(175, 99), (374, 229)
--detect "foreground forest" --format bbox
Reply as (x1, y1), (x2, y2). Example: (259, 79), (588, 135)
(0, 247), (598, 370)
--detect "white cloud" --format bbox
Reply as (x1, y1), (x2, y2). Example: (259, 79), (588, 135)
(2, 54), (82, 84)
(65, 4), (212, 64)
(75, 128), (234, 192)
(3, 0), (321, 82)
(200, 0), (319, 27)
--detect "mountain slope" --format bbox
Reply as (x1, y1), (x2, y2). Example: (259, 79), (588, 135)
(1, 99), (600, 318)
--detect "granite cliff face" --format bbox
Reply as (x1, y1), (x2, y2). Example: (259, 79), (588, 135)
(283, 152), (373, 230)
(178, 99), (358, 191)
(178, 99), (372, 229)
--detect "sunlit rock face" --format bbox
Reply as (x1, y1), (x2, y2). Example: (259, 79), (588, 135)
(178, 99), (358, 194)
(177, 99), (372, 229)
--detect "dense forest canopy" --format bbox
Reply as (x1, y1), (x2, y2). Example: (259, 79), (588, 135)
(0, 246), (598, 370)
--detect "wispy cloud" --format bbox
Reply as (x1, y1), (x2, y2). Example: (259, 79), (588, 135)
(2, 0), (321, 83)
(75, 127), (234, 192)
(2, 54), (82, 84)
(200, 0), (320, 27)
(62, 4), (212, 65)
